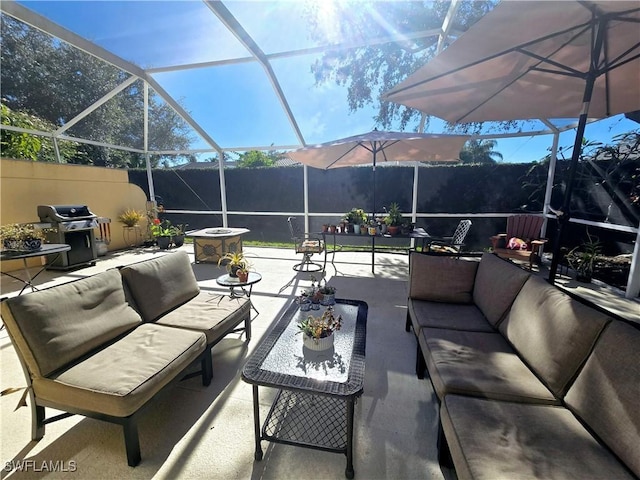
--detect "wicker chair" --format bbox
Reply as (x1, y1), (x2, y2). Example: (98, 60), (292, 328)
(426, 220), (472, 255)
(287, 217), (325, 272)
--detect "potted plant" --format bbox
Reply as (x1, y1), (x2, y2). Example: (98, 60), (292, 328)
(295, 292), (312, 311)
(171, 223), (188, 248)
(567, 231), (602, 283)
(118, 209), (145, 228)
(297, 306), (343, 351)
(318, 283), (336, 305)
(218, 251), (250, 277)
(0, 223), (47, 251)
(343, 208), (368, 234)
(150, 218), (174, 249)
(384, 203), (403, 236)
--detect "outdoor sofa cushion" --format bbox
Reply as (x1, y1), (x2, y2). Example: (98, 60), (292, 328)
(408, 300), (495, 334)
(472, 253), (530, 327)
(499, 275), (612, 397)
(32, 323), (206, 418)
(120, 251), (200, 322)
(419, 328), (557, 404)
(441, 394), (637, 480)
(564, 321), (640, 478)
(409, 253), (479, 304)
(1, 269), (142, 377)
(155, 291), (250, 345)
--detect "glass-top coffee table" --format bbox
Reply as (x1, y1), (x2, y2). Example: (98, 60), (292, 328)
(242, 299), (368, 479)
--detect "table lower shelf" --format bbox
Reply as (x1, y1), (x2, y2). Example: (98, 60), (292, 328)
(263, 390), (347, 453)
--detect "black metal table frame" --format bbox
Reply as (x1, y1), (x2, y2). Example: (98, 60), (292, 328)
(0, 244), (71, 295)
(321, 229), (434, 273)
(242, 299), (368, 479)
(215, 272), (262, 314)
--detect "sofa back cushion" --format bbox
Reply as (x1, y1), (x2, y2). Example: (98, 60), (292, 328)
(1, 269), (141, 377)
(409, 253), (479, 304)
(119, 251), (200, 322)
(565, 321), (640, 478)
(499, 276), (611, 397)
(472, 253), (530, 327)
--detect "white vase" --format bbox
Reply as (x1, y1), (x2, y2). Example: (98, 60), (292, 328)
(303, 333), (334, 351)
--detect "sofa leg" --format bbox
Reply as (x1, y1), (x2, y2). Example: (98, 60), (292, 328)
(405, 312), (411, 332)
(245, 314), (252, 341)
(32, 404), (45, 441)
(201, 347), (213, 387)
(437, 421), (454, 469)
(416, 342), (426, 379)
(123, 419), (141, 467)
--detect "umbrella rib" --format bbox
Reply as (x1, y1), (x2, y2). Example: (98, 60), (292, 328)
(325, 143), (365, 169)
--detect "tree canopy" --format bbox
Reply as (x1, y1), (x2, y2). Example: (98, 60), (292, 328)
(459, 139), (503, 164)
(0, 14), (194, 167)
(305, 1), (496, 131)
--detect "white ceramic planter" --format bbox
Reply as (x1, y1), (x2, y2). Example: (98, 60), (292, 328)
(303, 333), (334, 351)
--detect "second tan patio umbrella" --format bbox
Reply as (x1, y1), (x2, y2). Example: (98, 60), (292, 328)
(287, 130), (469, 217)
(383, 0), (640, 281)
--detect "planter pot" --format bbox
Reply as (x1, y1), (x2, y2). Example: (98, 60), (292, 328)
(320, 293), (336, 306)
(387, 226), (400, 236)
(3, 239), (22, 251)
(353, 224), (361, 234)
(368, 226), (377, 236)
(303, 333), (334, 351)
(380, 224), (388, 234)
(156, 236), (171, 250)
(360, 225), (368, 235)
(21, 239), (42, 251)
(228, 264), (241, 277)
(298, 300), (312, 311)
(172, 234), (185, 248)
(576, 272), (592, 283)
(328, 225), (337, 234)
(237, 270), (249, 282)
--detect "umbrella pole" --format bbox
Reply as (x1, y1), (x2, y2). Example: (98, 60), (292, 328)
(372, 148), (377, 273)
(548, 17), (606, 283)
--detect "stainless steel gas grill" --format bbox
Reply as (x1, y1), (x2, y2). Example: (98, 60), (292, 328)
(37, 205), (98, 270)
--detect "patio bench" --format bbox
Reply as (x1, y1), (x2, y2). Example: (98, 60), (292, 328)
(0, 251), (251, 467)
(406, 252), (639, 479)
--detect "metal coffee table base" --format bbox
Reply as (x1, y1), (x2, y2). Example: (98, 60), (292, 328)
(252, 388), (357, 478)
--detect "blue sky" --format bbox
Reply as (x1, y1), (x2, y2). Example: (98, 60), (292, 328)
(18, 1), (640, 163)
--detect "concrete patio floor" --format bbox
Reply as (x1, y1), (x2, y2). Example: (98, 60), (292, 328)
(1, 245), (638, 479)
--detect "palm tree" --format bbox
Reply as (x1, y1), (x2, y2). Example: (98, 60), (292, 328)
(459, 139), (503, 164)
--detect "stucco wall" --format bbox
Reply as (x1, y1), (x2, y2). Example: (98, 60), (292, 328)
(1, 158), (148, 273)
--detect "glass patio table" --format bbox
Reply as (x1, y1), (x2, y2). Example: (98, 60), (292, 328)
(241, 299), (368, 479)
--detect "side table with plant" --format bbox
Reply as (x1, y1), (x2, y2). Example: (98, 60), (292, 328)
(118, 209), (145, 247)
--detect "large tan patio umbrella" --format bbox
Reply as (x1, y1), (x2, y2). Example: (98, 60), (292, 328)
(287, 130), (469, 217)
(383, 0), (640, 281)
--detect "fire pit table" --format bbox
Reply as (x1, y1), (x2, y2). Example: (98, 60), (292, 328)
(187, 227), (250, 264)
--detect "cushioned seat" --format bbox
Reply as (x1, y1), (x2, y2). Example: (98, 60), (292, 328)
(441, 395), (636, 480)
(35, 323), (206, 417)
(156, 291), (251, 344)
(419, 328), (558, 404)
(409, 300), (495, 334)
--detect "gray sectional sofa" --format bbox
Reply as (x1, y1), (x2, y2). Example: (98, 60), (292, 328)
(406, 251), (639, 479)
(1, 251), (250, 466)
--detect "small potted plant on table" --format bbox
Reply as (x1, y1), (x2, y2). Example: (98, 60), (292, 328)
(0, 223), (47, 252)
(218, 251), (250, 278)
(384, 202), (403, 236)
(150, 218), (174, 249)
(297, 306), (343, 351)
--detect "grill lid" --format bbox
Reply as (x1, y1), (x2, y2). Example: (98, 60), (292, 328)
(37, 205), (97, 222)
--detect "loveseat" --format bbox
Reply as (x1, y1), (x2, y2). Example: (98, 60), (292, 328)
(0, 251), (251, 466)
(406, 251), (639, 479)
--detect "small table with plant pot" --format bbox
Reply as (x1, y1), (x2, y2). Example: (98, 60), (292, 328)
(216, 272), (262, 314)
(241, 299), (368, 479)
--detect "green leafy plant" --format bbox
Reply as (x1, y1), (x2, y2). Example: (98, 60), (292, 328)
(384, 202), (403, 226)
(118, 209), (145, 227)
(343, 208), (368, 224)
(218, 251), (251, 275)
(150, 218), (174, 237)
(297, 306), (342, 340)
(0, 223), (47, 242)
(567, 230), (602, 281)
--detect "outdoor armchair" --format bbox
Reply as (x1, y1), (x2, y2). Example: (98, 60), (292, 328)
(287, 217), (325, 272)
(490, 214), (547, 269)
(426, 219), (472, 255)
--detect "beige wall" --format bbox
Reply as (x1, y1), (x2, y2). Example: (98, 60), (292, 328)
(1, 158), (148, 272)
